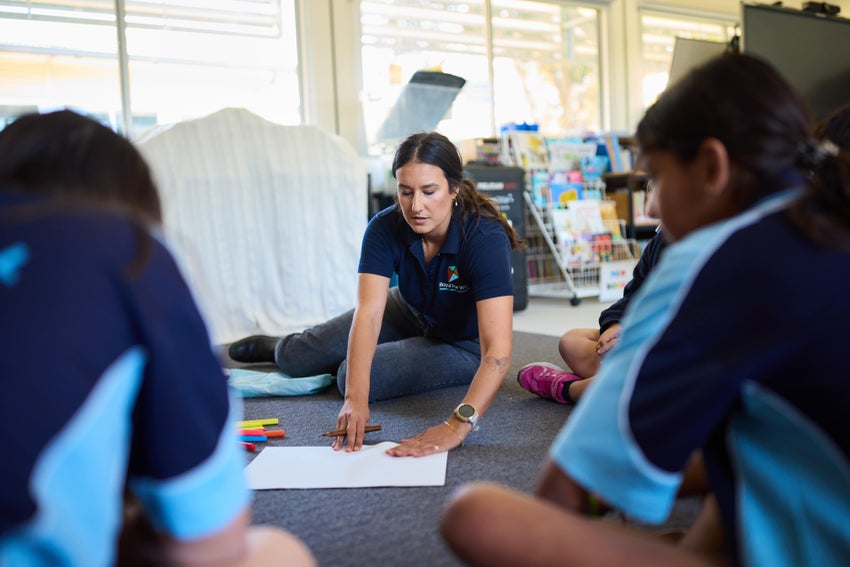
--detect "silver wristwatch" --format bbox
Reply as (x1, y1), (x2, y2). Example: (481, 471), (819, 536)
(454, 403), (480, 430)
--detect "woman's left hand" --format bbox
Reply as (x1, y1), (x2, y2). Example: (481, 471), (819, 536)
(385, 422), (465, 457)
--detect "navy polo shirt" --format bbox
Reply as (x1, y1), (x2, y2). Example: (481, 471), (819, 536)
(359, 205), (513, 341)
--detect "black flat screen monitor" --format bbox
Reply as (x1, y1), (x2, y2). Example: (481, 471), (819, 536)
(742, 3), (850, 121)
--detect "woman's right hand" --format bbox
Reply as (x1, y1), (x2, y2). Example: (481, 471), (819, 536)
(332, 398), (370, 452)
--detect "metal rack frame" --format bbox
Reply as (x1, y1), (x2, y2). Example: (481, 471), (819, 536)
(523, 191), (639, 305)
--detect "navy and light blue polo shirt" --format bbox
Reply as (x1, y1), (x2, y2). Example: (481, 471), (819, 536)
(0, 191), (249, 567)
(359, 205), (513, 341)
(551, 190), (850, 567)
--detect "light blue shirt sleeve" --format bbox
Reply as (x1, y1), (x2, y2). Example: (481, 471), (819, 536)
(548, 245), (689, 524)
(131, 393), (251, 540)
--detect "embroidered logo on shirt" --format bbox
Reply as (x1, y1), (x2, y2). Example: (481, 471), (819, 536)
(0, 242), (30, 286)
(440, 265), (469, 293)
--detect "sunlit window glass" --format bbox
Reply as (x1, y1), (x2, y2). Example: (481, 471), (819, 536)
(360, 0), (602, 152)
(0, 0), (299, 137)
(491, 0), (600, 135)
(0, 1), (121, 127)
(360, 0), (490, 151)
(124, 0), (300, 137)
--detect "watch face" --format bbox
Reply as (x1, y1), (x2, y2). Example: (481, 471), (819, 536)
(457, 404), (475, 419)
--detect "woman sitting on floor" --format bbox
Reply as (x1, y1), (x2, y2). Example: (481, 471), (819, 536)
(230, 131), (523, 456)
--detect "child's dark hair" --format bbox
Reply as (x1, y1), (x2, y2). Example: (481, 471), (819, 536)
(815, 102), (850, 151)
(0, 110), (163, 275)
(0, 109), (161, 224)
(636, 53), (850, 249)
(392, 132), (525, 249)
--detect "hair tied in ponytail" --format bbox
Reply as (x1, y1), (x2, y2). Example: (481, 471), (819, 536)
(798, 139), (840, 170)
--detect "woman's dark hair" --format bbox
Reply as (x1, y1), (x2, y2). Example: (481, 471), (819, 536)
(391, 131), (524, 249)
(0, 110), (163, 275)
(636, 52), (850, 249)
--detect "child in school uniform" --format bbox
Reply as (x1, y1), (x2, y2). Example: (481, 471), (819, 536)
(0, 110), (314, 567)
(440, 53), (850, 567)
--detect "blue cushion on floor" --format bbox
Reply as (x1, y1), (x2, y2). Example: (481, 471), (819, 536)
(228, 368), (333, 397)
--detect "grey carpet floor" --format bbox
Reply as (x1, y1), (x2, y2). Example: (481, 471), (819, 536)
(226, 331), (699, 567)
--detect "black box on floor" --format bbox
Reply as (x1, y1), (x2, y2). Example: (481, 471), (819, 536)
(463, 164), (528, 311)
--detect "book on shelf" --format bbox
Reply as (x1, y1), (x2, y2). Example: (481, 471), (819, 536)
(545, 137), (598, 171)
(549, 201), (612, 266)
(602, 133), (635, 173)
(548, 170), (583, 206)
(501, 131), (549, 168)
(598, 200), (622, 238)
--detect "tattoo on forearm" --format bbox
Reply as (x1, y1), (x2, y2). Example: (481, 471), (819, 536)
(483, 355), (510, 372)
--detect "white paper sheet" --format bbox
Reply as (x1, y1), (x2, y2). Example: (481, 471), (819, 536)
(245, 442), (448, 489)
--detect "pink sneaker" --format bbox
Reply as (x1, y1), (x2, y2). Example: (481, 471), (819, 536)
(517, 362), (582, 404)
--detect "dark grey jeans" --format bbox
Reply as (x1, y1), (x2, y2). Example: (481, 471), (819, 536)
(273, 287), (480, 401)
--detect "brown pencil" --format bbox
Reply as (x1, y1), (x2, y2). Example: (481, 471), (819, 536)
(321, 424), (382, 437)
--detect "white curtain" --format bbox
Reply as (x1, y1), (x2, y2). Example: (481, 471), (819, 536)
(138, 108), (367, 344)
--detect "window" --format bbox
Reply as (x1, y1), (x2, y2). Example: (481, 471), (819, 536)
(640, 11), (737, 110)
(124, 0), (300, 137)
(491, 1), (600, 135)
(361, 0), (490, 147)
(360, 0), (601, 152)
(0, 1), (121, 127)
(0, 0), (299, 138)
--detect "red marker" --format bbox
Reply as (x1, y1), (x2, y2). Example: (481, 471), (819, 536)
(238, 429), (266, 436)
